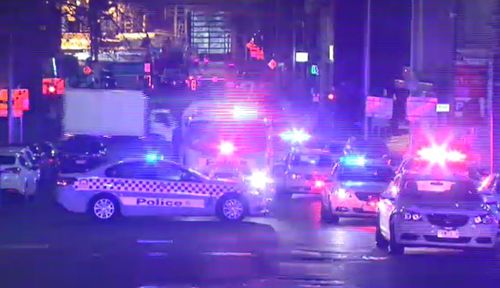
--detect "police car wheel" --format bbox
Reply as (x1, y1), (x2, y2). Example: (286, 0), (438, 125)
(217, 195), (247, 221)
(375, 221), (389, 249)
(90, 195), (119, 221)
(388, 222), (404, 255)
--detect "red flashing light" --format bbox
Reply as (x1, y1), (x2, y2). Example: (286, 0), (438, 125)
(313, 180), (325, 189)
(83, 66), (93, 75)
(43, 78), (65, 95)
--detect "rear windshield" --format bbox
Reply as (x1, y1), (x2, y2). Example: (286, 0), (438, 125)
(0, 155), (16, 165)
(338, 165), (394, 182)
(61, 139), (103, 154)
(400, 180), (481, 202)
(291, 153), (334, 168)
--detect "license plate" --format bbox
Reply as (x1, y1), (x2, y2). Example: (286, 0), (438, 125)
(437, 230), (459, 239)
(75, 160), (87, 165)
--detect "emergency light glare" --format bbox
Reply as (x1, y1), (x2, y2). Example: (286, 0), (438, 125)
(219, 141), (235, 156)
(417, 146), (466, 165)
(232, 106), (258, 120)
(341, 156), (367, 166)
(248, 170), (273, 190)
(314, 180), (325, 189)
(280, 129), (311, 144)
(145, 153), (163, 163)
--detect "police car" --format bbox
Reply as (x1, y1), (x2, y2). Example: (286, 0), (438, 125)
(376, 172), (498, 255)
(321, 156), (394, 223)
(276, 148), (336, 197)
(56, 155), (270, 221)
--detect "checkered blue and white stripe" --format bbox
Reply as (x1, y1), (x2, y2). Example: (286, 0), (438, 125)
(74, 177), (242, 197)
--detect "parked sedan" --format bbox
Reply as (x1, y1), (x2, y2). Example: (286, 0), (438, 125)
(58, 135), (108, 173)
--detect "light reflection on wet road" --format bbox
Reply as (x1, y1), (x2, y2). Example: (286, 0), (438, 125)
(1, 188), (500, 288)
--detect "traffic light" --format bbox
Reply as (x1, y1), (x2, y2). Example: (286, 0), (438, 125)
(327, 93), (335, 101)
(43, 78), (65, 95)
(310, 65), (319, 76)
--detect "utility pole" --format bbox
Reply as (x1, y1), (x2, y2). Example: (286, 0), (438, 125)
(363, 0), (372, 140)
(491, 5), (500, 172)
(7, 33), (16, 144)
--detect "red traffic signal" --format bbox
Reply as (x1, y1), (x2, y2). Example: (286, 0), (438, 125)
(43, 78), (65, 95)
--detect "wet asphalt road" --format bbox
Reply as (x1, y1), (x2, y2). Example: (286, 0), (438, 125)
(1, 182), (500, 288)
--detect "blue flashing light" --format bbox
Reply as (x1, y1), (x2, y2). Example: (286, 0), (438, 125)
(280, 129), (311, 144)
(341, 156), (367, 166)
(145, 153), (163, 163)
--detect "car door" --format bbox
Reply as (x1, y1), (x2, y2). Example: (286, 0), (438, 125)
(154, 162), (211, 216)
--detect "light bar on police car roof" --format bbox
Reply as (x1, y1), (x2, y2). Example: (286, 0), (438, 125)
(341, 155), (367, 166)
(219, 141), (236, 156)
(417, 145), (466, 165)
(145, 152), (164, 163)
(279, 129), (311, 144)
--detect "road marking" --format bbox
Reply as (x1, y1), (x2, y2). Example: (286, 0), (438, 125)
(147, 252), (168, 257)
(136, 239), (174, 244)
(203, 252), (255, 257)
(0, 244), (50, 250)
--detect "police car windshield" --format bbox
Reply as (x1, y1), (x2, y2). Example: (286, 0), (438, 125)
(399, 180), (481, 202)
(186, 121), (267, 152)
(338, 165), (394, 182)
(291, 153), (334, 168)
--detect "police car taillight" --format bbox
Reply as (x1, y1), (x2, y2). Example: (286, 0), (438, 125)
(57, 177), (77, 187)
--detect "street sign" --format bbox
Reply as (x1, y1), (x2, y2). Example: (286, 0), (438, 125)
(406, 97), (438, 122)
(436, 103), (450, 113)
(295, 52), (309, 63)
(365, 96), (393, 119)
(267, 59), (277, 70)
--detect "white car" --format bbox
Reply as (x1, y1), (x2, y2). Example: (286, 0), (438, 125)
(0, 147), (40, 198)
(275, 148), (336, 197)
(377, 173), (498, 255)
(56, 156), (272, 221)
(321, 156), (394, 223)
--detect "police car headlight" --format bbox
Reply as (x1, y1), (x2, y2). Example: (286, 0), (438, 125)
(247, 170), (273, 190)
(401, 209), (422, 221)
(473, 214), (495, 225)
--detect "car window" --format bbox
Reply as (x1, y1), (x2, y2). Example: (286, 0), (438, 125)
(105, 162), (145, 179)
(156, 163), (185, 181)
(290, 153), (334, 167)
(0, 155), (16, 165)
(18, 155), (31, 168)
(337, 165), (394, 182)
(399, 180), (480, 202)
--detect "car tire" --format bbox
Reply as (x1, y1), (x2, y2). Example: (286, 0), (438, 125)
(388, 221), (404, 255)
(375, 220), (389, 249)
(216, 194), (247, 222)
(321, 200), (340, 224)
(89, 194), (120, 221)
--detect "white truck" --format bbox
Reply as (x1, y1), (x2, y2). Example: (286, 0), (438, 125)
(63, 88), (175, 141)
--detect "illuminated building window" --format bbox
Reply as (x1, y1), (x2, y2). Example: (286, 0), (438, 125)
(190, 11), (231, 55)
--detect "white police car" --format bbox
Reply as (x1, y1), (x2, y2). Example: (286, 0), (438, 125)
(377, 173), (498, 255)
(56, 155), (270, 221)
(321, 156), (394, 223)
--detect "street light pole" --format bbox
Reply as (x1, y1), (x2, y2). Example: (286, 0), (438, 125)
(363, 0), (372, 140)
(7, 33), (16, 144)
